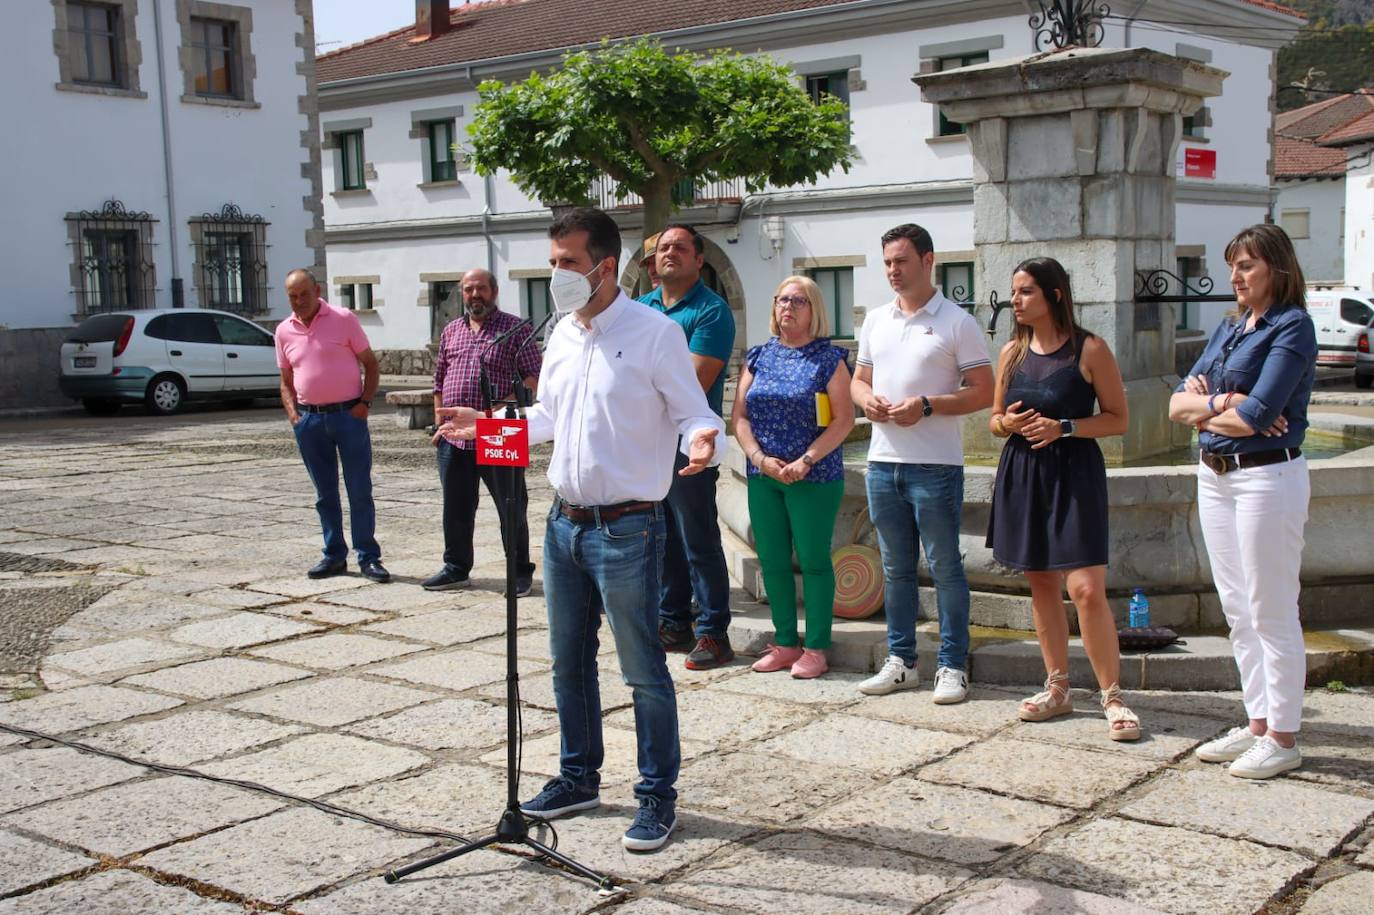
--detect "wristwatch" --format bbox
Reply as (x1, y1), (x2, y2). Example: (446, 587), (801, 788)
(801, 453), (815, 467)
(361, 399), (372, 408)
(1059, 418), (1076, 437)
(920, 396), (933, 417)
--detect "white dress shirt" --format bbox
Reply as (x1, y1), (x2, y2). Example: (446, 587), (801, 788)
(527, 291), (726, 506)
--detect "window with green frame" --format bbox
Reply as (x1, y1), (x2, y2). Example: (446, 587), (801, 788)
(807, 266), (855, 338)
(428, 120), (456, 182)
(805, 71), (850, 109)
(670, 178), (695, 206)
(937, 262), (975, 307)
(339, 130), (366, 190)
(937, 52), (989, 136)
(525, 277), (552, 327)
(339, 283), (373, 311)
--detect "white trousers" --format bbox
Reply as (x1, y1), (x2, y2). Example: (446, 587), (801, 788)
(1197, 456), (1309, 733)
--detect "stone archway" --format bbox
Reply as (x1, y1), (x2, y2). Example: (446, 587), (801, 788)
(620, 235), (748, 358)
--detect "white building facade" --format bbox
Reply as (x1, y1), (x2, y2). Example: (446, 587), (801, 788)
(1327, 121), (1374, 291)
(316, 0), (1300, 364)
(0, 0), (324, 405)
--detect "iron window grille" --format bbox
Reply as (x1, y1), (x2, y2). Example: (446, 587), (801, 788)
(67, 1), (122, 87)
(938, 262), (976, 307)
(428, 120), (457, 182)
(66, 199), (157, 315)
(189, 17), (239, 98)
(340, 131), (366, 190)
(191, 204), (269, 316)
(937, 53), (990, 136)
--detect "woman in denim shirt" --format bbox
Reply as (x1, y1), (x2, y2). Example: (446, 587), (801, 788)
(1168, 223), (1317, 780)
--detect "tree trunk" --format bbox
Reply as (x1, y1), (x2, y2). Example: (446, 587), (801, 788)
(641, 184), (673, 247)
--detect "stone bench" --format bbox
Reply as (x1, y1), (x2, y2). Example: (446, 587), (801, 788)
(384, 389), (433, 430)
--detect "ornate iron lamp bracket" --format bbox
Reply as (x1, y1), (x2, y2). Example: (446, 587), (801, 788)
(1030, 1), (1111, 51)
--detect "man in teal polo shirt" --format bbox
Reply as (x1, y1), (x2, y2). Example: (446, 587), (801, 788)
(638, 224), (737, 669)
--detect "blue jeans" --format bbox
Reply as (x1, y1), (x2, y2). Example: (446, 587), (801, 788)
(865, 462), (970, 670)
(292, 411), (380, 564)
(660, 447), (732, 638)
(544, 500), (678, 802)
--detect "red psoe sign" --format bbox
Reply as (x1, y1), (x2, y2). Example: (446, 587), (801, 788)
(1184, 147), (1216, 179)
(474, 417), (530, 467)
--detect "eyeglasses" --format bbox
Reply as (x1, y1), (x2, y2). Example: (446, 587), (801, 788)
(773, 295), (811, 310)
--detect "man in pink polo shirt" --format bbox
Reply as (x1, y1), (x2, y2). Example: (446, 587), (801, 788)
(276, 268), (389, 582)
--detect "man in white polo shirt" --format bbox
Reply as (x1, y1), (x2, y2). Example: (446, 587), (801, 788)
(851, 224), (993, 704)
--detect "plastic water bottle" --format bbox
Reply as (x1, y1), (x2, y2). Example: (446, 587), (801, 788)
(1128, 588), (1150, 629)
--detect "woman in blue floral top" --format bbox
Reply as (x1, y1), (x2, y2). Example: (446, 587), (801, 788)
(731, 275), (855, 678)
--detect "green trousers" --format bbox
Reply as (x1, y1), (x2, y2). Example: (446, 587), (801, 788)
(747, 475), (845, 650)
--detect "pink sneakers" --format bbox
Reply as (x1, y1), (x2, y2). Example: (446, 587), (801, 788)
(790, 648), (828, 679)
(751, 645), (803, 672)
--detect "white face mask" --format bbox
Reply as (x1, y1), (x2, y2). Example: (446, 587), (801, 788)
(549, 261), (607, 314)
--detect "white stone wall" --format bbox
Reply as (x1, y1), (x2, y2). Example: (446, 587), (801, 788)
(0, 0), (318, 332)
(1275, 179), (1347, 285)
(1344, 149), (1374, 291)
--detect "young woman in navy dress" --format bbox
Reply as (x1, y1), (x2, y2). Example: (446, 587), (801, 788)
(986, 257), (1140, 741)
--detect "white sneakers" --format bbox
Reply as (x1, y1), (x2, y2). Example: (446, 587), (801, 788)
(858, 655), (919, 696)
(1197, 727), (1302, 779)
(1196, 726), (1257, 763)
(1228, 735), (1302, 780)
(932, 666), (969, 705)
(858, 657), (969, 703)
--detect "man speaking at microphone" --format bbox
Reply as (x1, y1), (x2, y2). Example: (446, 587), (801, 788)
(437, 207), (724, 853)
(425, 269), (541, 596)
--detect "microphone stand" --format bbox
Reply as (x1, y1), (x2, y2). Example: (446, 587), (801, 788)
(384, 318), (613, 892)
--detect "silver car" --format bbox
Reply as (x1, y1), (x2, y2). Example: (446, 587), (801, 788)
(60, 309), (280, 414)
(1356, 318), (1373, 389)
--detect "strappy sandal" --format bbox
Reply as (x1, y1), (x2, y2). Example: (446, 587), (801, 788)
(1019, 669), (1073, 722)
(1101, 683), (1142, 742)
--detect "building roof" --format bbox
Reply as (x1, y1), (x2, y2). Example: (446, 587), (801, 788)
(1276, 93), (1374, 174)
(1319, 109), (1374, 147)
(317, 0), (859, 84)
(316, 0), (1305, 85)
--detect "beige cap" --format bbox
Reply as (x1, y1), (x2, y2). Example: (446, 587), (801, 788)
(640, 232), (661, 262)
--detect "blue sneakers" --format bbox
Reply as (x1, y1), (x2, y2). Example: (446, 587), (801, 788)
(519, 776), (600, 819)
(621, 796), (676, 852)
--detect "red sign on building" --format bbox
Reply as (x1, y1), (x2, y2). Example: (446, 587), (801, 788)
(474, 417), (530, 467)
(1184, 147), (1217, 179)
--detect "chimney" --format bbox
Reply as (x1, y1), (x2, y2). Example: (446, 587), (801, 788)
(415, 0), (450, 40)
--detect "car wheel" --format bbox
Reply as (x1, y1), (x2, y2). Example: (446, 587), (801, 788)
(1356, 373), (1373, 390)
(81, 398), (121, 416)
(144, 374), (186, 415)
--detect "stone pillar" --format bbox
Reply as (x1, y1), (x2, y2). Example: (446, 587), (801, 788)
(915, 48), (1226, 463)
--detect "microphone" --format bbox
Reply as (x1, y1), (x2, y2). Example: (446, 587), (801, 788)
(490, 309), (557, 349)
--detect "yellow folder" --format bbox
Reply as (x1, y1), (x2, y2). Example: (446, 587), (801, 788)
(815, 393), (832, 428)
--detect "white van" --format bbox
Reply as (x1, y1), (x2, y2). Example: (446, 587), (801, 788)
(1307, 288), (1374, 367)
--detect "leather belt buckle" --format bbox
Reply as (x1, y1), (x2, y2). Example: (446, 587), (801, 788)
(1200, 451), (1232, 475)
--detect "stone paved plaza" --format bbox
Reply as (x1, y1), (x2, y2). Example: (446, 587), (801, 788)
(1, 407), (1372, 914)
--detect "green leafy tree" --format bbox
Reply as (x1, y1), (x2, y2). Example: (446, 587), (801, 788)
(467, 39), (853, 243)
(1276, 1), (1374, 111)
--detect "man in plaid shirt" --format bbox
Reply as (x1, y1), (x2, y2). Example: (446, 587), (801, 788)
(423, 268), (542, 595)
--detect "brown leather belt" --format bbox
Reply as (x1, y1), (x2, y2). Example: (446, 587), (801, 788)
(558, 500), (657, 523)
(1200, 447), (1301, 475)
